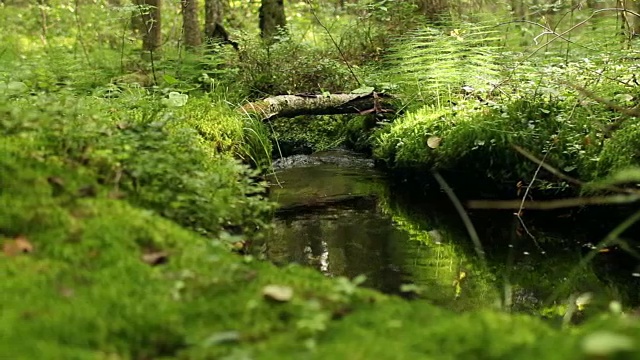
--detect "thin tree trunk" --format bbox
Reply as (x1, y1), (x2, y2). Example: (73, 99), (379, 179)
(204, 0), (237, 49)
(181, 0), (201, 49)
(259, 0), (287, 42)
(135, 0), (162, 57)
(511, 0), (525, 19)
(627, 0), (640, 38)
(205, 0), (222, 39)
(415, 0), (449, 22)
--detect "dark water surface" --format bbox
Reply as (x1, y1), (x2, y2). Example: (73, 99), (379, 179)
(264, 150), (640, 314)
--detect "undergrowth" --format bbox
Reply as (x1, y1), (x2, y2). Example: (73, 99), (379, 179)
(1, 91), (273, 238)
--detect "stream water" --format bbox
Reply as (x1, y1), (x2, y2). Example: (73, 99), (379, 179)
(264, 150), (640, 315)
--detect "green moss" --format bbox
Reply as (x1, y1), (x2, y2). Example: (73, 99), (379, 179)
(2, 72), (640, 360)
(4, 135), (640, 359)
(373, 95), (636, 194)
(270, 115), (352, 156)
(597, 122), (640, 177)
(1, 93), (273, 238)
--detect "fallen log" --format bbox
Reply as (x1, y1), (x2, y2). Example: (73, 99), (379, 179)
(239, 92), (395, 121)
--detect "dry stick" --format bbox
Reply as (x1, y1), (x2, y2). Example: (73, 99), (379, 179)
(527, 8), (640, 60)
(562, 81), (640, 134)
(38, 2), (48, 47)
(140, 4), (158, 85)
(119, 13), (130, 74)
(515, 148), (546, 253)
(468, 194), (640, 210)
(513, 145), (638, 195)
(513, 145), (584, 187)
(432, 171), (486, 265)
(496, 19), (597, 53)
(468, 144), (640, 210)
(305, 0), (361, 86)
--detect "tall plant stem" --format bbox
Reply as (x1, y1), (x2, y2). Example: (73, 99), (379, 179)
(304, 0), (361, 86)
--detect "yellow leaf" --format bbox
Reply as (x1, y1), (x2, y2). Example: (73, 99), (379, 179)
(262, 285), (294, 302)
(3, 235), (34, 256)
(427, 136), (442, 149)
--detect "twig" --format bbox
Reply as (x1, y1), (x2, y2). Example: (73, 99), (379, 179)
(304, 0), (361, 86)
(515, 148), (547, 252)
(562, 81), (640, 135)
(432, 171), (486, 265)
(513, 145), (584, 186)
(135, 2), (158, 84)
(468, 194), (640, 210)
(495, 8), (640, 89)
(497, 19), (596, 53)
(512, 145), (637, 194)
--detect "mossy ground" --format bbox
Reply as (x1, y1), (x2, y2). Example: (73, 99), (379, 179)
(2, 2), (640, 358)
(4, 145), (640, 359)
(2, 91), (640, 359)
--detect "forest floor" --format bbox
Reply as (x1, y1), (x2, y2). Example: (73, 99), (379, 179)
(2, 4), (640, 358)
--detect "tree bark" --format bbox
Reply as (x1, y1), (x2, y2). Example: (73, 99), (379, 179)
(239, 92), (395, 121)
(414, 0), (449, 22)
(181, 0), (201, 49)
(204, 0), (238, 49)
(135, 0), (162, 57)
(205, 0), (222, 39)
(627, 0), (640, 38)
(259, 0), (287, 42)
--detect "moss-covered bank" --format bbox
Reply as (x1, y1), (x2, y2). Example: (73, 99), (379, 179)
(2, 92), (640, 359)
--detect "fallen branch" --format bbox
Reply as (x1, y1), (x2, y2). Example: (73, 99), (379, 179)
(467, 194), (640, 210)
(239, 92), (395, 121)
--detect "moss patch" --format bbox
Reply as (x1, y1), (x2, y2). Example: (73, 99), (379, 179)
(3, 149), (640, 359)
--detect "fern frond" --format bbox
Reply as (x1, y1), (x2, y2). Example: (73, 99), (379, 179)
(385, 22), (503, 106)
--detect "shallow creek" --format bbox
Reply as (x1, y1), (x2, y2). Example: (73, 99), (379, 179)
(264, 149), (640, 314)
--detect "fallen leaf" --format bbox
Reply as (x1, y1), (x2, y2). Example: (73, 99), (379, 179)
(203, 331), (241, 346)
(3, 235), (34, 256)
(427, 136), (441, 149)
(262, 285), (294, 302)
(141, 251), (169, 266)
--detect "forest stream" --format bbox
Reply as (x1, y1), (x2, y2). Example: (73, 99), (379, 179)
(265, 149), (640, 316)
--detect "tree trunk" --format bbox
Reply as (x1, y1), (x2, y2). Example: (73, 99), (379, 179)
(204, 0), (223, 39)
(415, 0), (449, 22)
(259, 0), (287, 42)
(239, 92), (395, 121)
(204, 0), (237, 49)
(181, 0), (201, 49)
(135, 0), (162, 57)
(511, 0), (525, 19)
(628, 0), (640, 38)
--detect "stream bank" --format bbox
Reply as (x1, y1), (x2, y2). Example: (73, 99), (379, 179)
(2, 96), (640, 359)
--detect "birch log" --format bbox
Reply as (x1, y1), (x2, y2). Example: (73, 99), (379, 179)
(238, 92), (395, 121)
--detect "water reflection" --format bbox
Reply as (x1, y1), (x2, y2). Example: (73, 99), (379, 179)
(264, 152), (640, 313)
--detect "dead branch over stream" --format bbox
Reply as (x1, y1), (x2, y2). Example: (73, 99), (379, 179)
(239, 92), (395, 120)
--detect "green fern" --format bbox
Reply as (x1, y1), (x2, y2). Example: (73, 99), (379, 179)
(385, 22), (502, 107)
